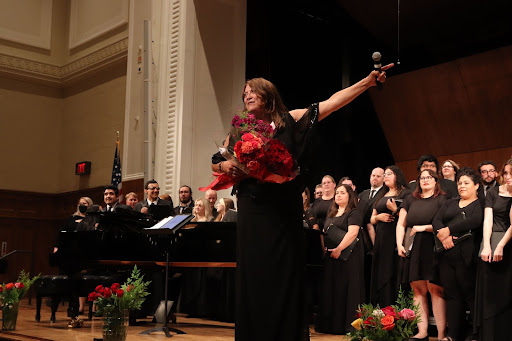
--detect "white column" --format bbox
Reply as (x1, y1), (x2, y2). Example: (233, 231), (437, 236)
(153, 0), (246, 203)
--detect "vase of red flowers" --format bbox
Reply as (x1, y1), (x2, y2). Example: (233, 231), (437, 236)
(2, 300), (20, 331)
(102, 307), (128, 341)
(0, 271), (39, 331)
(88, 266), (150, 341)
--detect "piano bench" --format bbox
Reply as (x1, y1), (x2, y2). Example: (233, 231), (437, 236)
(79, 275), (119, 320)
(33, 275), (70, 323)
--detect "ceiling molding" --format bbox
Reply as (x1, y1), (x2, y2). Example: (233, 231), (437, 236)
(0, 38), (128, 87)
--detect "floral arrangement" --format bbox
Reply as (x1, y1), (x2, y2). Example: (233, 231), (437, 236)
(88, 266), (150, 314)
(348, 288), (420, 341)
(200, 111), (296, 191)
(0, 270), (39, 306)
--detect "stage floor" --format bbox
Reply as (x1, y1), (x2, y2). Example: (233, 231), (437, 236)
(0, 300), (347, 340)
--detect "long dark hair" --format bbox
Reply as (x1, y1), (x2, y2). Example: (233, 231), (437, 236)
(243, 78), (288, 129)
(412, 169), (445, 199)
(373, 165), (408, 208)
(327, 184), (358, 218)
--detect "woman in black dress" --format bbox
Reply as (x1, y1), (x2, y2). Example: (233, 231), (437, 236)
(211, 66), (391, 340)
(396, 169), (447, 341)
(475, 159), (512, 340)
(317, 184), (364, 334)
(370, 165), (411, 307)
(433, 167), (483, 341)
(311, 175), (336, 230)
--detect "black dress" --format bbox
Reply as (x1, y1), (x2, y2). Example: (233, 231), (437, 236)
(474, 186), (512, 341)
(433, 198), (483, 341)
(317, 209), (365, 334)
(234, 104), (318, 341)
(311, 197), (334, 228)
(399, 194), (446, 284)
(370, 189), (411, 307)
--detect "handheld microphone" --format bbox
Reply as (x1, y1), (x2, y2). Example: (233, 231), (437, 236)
(372, 52), (382, 87)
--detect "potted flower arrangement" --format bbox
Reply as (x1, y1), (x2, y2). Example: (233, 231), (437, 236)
(348, 288), (420, 341)
(0, 270), (39, 331)
(88, 266), (150, 341)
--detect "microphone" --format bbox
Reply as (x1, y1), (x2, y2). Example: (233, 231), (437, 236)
(372, 52), (382, 87)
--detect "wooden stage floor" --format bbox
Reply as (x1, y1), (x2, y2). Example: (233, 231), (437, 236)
(0, 300), (346, 341)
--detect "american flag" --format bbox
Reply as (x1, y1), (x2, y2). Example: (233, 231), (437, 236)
(111, 138), (123, 201)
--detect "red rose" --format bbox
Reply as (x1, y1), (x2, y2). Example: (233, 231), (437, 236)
(127, 285), (134, 292)
(88, 292), (100, 301)
(5, 283), (14, 290)
(247, 161), (261, 171)
(111, 283), (120, 291)
(355, 310), (362, 318)
(103, 287), (112, 298)
(95, 285), (104, 292)
(382, 306), (397, 318)
(241, 141), (255, 154)
(116, 289), (124, 297)
(363, 316), (375, 326)
(14, 282), (24, 289)
(381, 315), (395, 331)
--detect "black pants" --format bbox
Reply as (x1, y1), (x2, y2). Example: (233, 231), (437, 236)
(438, 248), (476, 341)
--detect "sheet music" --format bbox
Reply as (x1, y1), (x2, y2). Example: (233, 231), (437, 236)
(145, 216), (174, 229)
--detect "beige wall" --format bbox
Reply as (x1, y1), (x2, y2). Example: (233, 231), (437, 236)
(0, 79), (63, 193)
(59, 73), (127, 193)
(0, 0), (129, 193)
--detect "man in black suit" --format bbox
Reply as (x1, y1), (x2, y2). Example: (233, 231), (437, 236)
(174, 185), (194, 215)
(134, 179), (173, 213)
(409, 155), (458, 198)
(103, 185), (131, 212)
(478, 160), (499, 196)
(358, 167), (385, 245)
(357, 167), (384, 302)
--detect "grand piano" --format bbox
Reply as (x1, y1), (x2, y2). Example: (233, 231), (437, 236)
(51, 209), (322, 323)
(52, 210), (238, 322)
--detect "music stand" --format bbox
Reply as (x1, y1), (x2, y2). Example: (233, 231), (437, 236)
(141, 214), (193, 337)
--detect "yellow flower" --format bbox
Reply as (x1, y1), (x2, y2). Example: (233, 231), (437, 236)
(351, 318), (363, 330)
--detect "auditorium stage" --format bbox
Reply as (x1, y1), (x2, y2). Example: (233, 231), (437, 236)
(0, 299), (349, 340)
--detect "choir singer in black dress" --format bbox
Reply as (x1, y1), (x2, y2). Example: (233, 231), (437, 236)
(433, 167), (483, 341)
(317, 184), (364, 334)
(370, 165), (411, 308)
(474, 159), (512, 341)
(396, 169), (447, 341)
(211, 65), (392, 341)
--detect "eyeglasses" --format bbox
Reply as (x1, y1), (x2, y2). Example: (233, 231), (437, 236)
(480, 170), (496, 175)
(383, 172), (394, 177)
(147, 187), (160, 190)
(420, 176), (434, 181)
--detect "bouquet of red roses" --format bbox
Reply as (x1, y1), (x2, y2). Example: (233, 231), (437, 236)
(200, 111), (296, 191)
(0, 270), (39, 306)
(88, 266), (150, 314)
(348, 287), (420, 341)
